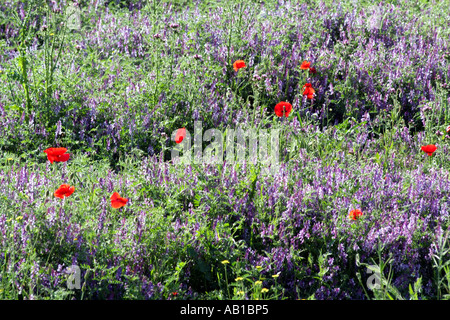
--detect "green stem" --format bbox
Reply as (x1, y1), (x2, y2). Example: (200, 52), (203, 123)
(227, 5), (233, 67)
(224, 265), (230, 299)
(18, 55), (31, 121)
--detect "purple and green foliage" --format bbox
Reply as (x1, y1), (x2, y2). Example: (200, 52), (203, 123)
(0, 0), (450, 300)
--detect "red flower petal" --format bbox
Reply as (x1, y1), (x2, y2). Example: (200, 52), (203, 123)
(302, 84), (315, 99)
(421, 144), (437, 156)
(54, 184), (75, 199)
(111, 192), (128, 208)
(111, 192), (120, 201)
(274, 102), (293, 117)
(175, 128), (186, 144)
(44, 147), (68, 156)
(47, 155), (57, 164)
(56, 153), (70, 162)
(66, 186), (75, 197)
(54, 190), (64, 199)
(111, 198), (128, 209)
(349, 209), (363, 220)
(233, 60), (246, 72)
(300, 61), (310, 70)
(44, 147), (70, 163)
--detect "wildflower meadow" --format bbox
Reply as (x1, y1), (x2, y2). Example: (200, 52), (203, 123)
(1, 0), (450, 302)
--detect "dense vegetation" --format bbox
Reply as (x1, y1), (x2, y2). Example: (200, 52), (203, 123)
(0, 0), (450, 300)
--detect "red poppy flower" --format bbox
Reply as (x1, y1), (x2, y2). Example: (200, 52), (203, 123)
(446, 125), (450, 133)
(233, 60), (246, 72)
(309, 67), (317, 74)
(175, 128), (186, 144)
(274, 102), (293, 117)
(421, 144), (437, 156)
(54, 184), (75, 199)
(349, 209), (363, 221)
(300, 61), (311, 70)
(111, 192), (128, 209)
(302, 83), (315, 99)
(172, 292), (178, 296)
(44, 147), (70, 164)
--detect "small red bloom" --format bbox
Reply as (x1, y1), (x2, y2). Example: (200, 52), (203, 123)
(446, 125), (450, 133)
(54, 184), (75, 199)
(349, 209), (363, 221)
(274, 102), (293, 117)
(233, 60), (246, 72)
(309, 67), (316, 74)
(111, 192), (128, 209)
(44, 147), (70, 164)
(175, 128), (186, 144)
(302, 83), (315, 99)
(300, 61), (311, 70)
(172, 292), (178, 296)
(421, 144), (437, 156)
